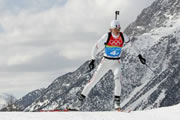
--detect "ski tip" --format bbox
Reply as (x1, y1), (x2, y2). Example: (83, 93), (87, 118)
(67, 108), (79, 111)
(39, 109), (70, 112)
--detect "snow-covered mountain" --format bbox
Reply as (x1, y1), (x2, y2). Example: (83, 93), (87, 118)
(5, 0), (180, 112)
(122, 0), (180, 110)
(125, 0), (180, 36)
(0, 94), (17, 110)
(0, 94), (8, 109)
(0, 89), (45, 111)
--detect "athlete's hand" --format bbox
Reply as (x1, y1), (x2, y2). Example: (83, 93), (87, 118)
(138, 54), (146, 64)
(89, 59), (95, 71)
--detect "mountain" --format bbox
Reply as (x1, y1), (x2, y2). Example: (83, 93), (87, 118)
(5, 0), (180, 111)
(0, 94), (9, 109)
(0, 89), (45, 111)
(122, 0), (180, 110)
(125, 0), (180, 36)
(0, 94), (17, 110)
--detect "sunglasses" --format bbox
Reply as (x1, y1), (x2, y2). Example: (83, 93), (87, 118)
(114, 27), (121, 30)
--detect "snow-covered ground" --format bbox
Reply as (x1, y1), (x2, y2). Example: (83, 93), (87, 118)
(0, 104), (180, 120)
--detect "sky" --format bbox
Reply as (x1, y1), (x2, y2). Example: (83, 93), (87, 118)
(0, 0), (155, 99)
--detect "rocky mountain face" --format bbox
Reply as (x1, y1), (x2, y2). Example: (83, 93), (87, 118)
(5, 0), (180, 111)
(119, 0), (180, 110)
(0, 89), (45, 111)
(125, 0), (180, 36)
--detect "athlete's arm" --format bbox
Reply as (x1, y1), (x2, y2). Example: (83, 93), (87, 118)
(123, 36), (146, 64)
(91, 33), (108, 59)
(122, 34), (139, 55)
(129, 36), (141, 56)
(123, 33), (130, 44)
(122, 33), (131, 49)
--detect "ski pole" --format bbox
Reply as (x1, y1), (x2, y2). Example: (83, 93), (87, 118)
(137, 54), (157, 76)
(144, 63), (157, 76)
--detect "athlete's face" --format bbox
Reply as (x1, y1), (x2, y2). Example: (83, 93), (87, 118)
(112, 27), (121, 35)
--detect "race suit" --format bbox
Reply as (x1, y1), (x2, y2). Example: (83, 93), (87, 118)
(81, 32), (129, 97)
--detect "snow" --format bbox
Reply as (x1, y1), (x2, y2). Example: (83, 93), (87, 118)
(121, 72), (153, 107)
(1, 104), (180, 120)
(152, 89), (166, 107)
(126, 78), (164, 110)
(131, 13), (180, 54)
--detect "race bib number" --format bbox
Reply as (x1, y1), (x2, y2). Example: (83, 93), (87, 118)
(105, 46), (122, 57)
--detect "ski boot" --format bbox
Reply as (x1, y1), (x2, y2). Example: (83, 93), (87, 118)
(68, 94), (86, 111)
(114, 96), (121, 111)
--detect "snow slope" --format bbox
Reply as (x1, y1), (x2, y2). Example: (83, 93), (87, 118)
(0, 104), (180, 120)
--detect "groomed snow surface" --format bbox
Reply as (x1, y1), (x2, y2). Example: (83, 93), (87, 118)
(0, 104), (180, 120)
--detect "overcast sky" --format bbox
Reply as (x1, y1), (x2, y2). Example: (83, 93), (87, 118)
(0, 0), (155, 99)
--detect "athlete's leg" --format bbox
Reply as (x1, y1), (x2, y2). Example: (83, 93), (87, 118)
(112, 60), (122, 96)
(81, 58), (110, 96)
(111, 60), (122, 109)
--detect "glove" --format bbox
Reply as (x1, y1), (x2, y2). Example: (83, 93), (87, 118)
(138, 54), (146, 64)
(89, 59), (95, 71)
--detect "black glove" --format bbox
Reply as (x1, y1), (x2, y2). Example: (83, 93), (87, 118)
(89, 59), (95, 71)
(138, 54), (146, 65)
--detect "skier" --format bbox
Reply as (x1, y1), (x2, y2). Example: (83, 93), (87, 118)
(71, 20), (146, 111)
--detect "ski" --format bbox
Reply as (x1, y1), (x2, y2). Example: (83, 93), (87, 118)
(39, 109), (131, 112)
(39, 109), (80, 112)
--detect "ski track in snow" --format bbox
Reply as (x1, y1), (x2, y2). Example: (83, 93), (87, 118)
(0, 104), (180, 120)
